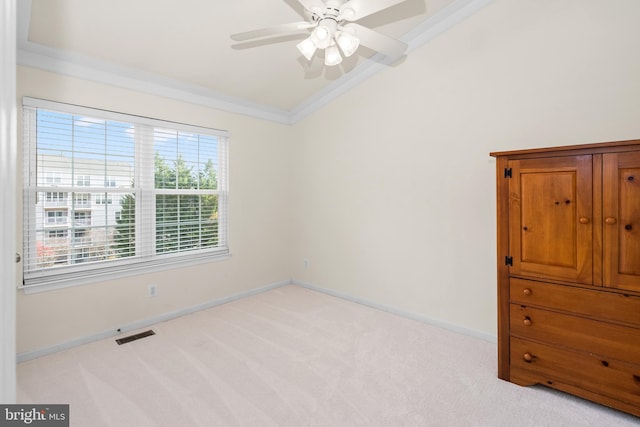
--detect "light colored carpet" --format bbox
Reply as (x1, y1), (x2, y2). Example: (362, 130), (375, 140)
(17, 285), (639, 426)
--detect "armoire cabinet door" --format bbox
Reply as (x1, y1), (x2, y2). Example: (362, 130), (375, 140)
(508, 155), (593, 284)
(603, 152), (640, 292)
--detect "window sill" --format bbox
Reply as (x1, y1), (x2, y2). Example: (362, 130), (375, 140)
(20, 251), (232, 294)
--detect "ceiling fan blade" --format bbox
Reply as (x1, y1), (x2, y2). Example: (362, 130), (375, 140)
(230, 21), (315, 42)
(295, 0), (324, 14)
(342, 23), (407, 58)
(341, 0), (410, 21)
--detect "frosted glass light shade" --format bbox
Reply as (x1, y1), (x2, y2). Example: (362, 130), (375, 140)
(324, 44), (342, 66)
(336, 31), (360, 57)
(312, 26), (331, 48)
(311, 19), (337, 49)
(297, 37), (317, 61)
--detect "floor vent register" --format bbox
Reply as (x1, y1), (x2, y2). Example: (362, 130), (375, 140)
(115, 330), (155, 345)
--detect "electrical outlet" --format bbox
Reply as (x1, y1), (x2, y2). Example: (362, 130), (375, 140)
(148, 284), (158, 297)
(303, 259), (309, 269)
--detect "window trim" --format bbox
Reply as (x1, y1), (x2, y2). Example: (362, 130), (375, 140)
(22, 97), (230, 293)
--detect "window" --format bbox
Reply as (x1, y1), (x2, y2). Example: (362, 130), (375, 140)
(46, 210), (68, 225)
(45, 191), (68, 206)
(45, 172), (61, 184)
(76, 175), (91, 187)
(47, 229), (68, 238)
(95, 193), (113, 205)
(73, 211), (91, 226)
(73, 193), (91, 208)
(23, 97), (229, 288)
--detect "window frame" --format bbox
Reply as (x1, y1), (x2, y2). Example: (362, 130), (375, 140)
(22, 97), (230, 293)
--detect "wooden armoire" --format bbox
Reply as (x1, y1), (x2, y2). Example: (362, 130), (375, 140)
(491, 140), (640, 417)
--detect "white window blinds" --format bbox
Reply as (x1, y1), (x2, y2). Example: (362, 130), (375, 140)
(23, 97), (229, 289)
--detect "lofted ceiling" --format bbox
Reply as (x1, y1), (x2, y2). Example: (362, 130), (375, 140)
(17, 0), (491, 124)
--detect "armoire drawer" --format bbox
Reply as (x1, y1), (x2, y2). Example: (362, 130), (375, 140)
(510, 278), (640, 326)
(510, 337), (640, 407)
(510, 304), (640, 366)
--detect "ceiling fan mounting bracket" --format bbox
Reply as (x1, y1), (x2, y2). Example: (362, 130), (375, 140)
(325, 8), (341, 20)
(306, 5), (344, 23)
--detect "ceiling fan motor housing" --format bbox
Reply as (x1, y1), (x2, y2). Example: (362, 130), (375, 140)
(307, 0), (355, 23)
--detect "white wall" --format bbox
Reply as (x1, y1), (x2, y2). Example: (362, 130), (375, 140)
(16, 66), (293, 354)
(290, 0), (640, 337)
(16, 0), (640, 355)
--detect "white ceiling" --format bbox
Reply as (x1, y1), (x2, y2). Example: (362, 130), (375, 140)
(17, 0), (492, 124)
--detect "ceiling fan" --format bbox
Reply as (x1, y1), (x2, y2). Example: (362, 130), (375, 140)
(230, 0), (411, 67)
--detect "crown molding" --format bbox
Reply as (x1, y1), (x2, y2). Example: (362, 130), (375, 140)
(16, 0), (492, 126)
(289, 0), (494, 123)
(16, 46), (294, 125)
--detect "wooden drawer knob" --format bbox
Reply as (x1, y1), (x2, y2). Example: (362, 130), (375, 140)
(605, 217), (617, 225)
(523, 288), (532, 296)
(523, 317), (532, 326)
(579, 217), (590, 224)
(523, 353), (533, 363)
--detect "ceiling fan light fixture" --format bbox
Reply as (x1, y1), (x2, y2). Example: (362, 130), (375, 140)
(296, 37), (317, 61)
(335, 31), (360, 58)
(311, 19), (337, 49)
(324, 43), (342, 66)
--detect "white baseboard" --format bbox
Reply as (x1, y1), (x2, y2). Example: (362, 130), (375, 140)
(17, 279), (292, 362)
(294, 280), (497, 344)
(18, 278), (496, 362)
